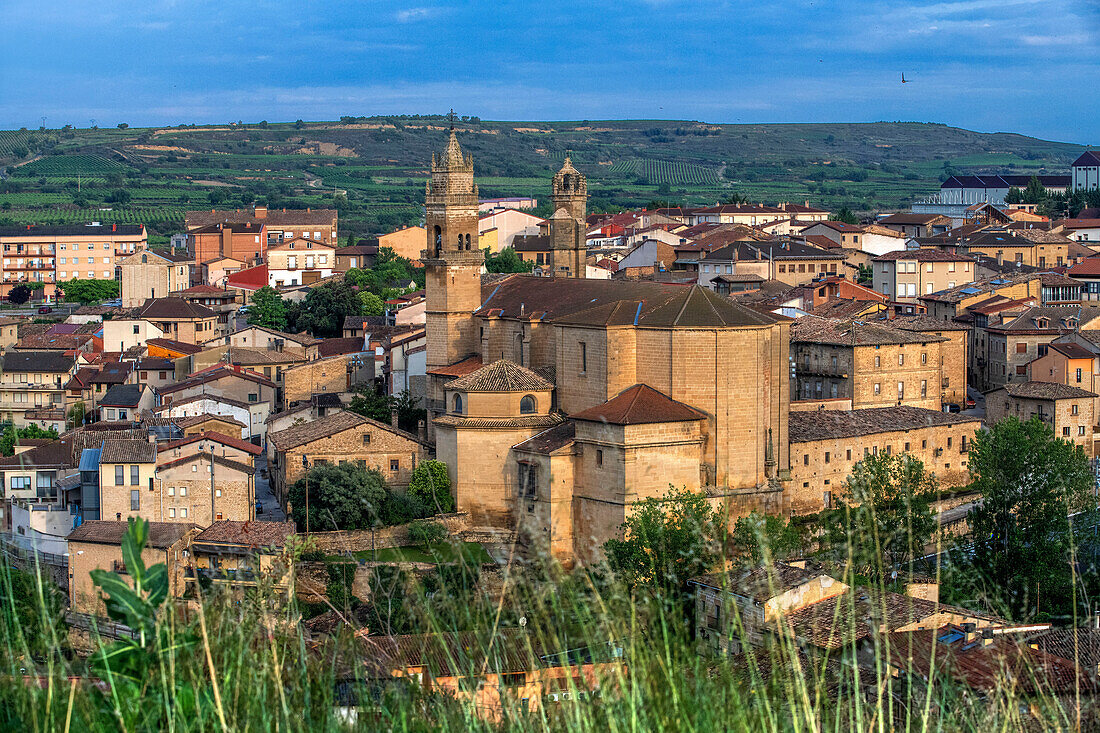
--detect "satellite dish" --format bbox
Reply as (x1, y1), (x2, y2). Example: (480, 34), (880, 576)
(519, 616), (527, 627)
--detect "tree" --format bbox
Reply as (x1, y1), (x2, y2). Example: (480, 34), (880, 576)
(347, 387), (394, 424)
(731, 511), (805, 567)
(293, 280), (363, 338)
(360, 291), (384, 317)
(287, 462), (388, 532)
(116, 122), (129, 129)
(0, 424), (60, 456)
(603, 486), (722, 600)
(7, 284), (30, 305)
(484, 247), (533, 274)
(107, 188), (131, 204)
(1004, 186), (1024, 205)
(820, 453), (938, 575)
(247, 286), (288, 331)
(409, 520), (448, 550)
(1022, 175), (1048, 205)
(60, 278), (118, 304)
(952, 417), (1093, 620)
(829, 206), (859, 225)
(68, 402), (86, 429)
(407, 460), (456, 515)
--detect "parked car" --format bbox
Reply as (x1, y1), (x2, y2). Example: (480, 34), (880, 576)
(944, 403), (961, 413)
(37, 306), (52, 314)
(965, 397), (977, 409)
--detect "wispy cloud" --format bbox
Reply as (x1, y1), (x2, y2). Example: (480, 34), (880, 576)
(395, 7), (437, 22)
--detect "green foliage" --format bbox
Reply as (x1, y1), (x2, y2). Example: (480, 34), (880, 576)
(820, 453), (938, 574)
(1004, 186), (1023, 205)
(0, 423), (60, 456)
(247, 285), (288, 331)
(7, 284), (30, 305)
(408, 520), (448, 550)
(1022, 175), (1048, 205)
(603, 486), (723, 600)
(407, 460), (456, 515)
(829, 206), (859, 225)
(346, 388), (425, 434)
(484, 246), (533, 274)
(325, 562), (358, 615)
(359, 290), (384, 316)
(950, 417), (1093, 620)
(0, 566), (64, 657)
(345, 246), (420, 299)
(292, 280), (362, 338)
(68, 401), (86, 428)
(60, 278), (118, 304)
(287, 462), (388, 532)
(730, 511), (806, 567)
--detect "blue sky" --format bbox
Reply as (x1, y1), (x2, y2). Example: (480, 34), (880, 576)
(1, 0), (1097, 142)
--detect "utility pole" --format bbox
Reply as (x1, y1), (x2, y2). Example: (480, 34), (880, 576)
(302, 455), (310, 535)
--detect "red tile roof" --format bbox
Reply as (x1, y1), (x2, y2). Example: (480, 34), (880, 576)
(158, 431), (262, 456)
(571, 384), (706, 425)
(1067, 256), (1100, 276)
(227, 264), (269, 291)
(427, 355), (483, 378)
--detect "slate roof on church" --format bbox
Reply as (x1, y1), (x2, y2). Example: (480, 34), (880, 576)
(476, 276), (782, 328)
(447, 360), (553, 392)
(571, 384), (706, 425)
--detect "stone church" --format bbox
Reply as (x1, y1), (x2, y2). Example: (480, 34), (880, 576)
(422, 131), (794, 565)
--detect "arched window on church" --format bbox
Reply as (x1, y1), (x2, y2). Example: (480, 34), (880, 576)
(433, 226), (442, 256)
(562, 174), (571, 192)
(520, 395), (536, 415)
(465, 233), (471, 249)
(141, 254), (148, 263)
(513, 334), (524, 365)
(452, 393), (464, 414)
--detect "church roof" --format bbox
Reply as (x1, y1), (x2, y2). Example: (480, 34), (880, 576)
(477, 276), (782, 328)
(571, 384), (706, 425)
(447, 359), (553, 392)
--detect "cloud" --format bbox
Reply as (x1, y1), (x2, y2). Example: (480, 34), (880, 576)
(394, 7), (437, 22)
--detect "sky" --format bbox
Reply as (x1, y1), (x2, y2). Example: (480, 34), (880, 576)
(1, 0), (1097, 142)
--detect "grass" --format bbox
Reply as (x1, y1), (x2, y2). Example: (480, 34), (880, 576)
(330, 541), (492, 564)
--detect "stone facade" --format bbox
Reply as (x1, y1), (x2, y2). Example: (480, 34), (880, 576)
(119, 250), (193, 307)
(99, 459), (157, 522)
(155, 454), (254, 524)
(282, 354), (358, 407)
(548, 159), (587, 279)
(985, 385), (1097, 455)
(792, 340), (946, 411)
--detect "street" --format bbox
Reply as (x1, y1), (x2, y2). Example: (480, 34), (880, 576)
(253, 452), (287, 522)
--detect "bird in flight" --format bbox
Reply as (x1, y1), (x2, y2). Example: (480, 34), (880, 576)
(901, 73), (910, 84)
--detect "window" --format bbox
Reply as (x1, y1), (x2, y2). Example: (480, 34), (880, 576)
(846, 449), (851, 460)
(1080, 426), (1087, 436)
(1016, 343), (1027, 354)
(215, 489), (222, 498)
(824, 451), (830, 463)
(180, 487), (187, 497)
(904, 442), (910, 451)
(10, 476), (30, 492)
(169, 508), (176, 518)
(947, 437), (952, 448)
(899, 354), (905, 366)
(180, 508), (187, 518)
(803, 454), (809, 465)
(501, 672), (526, 687)
(1077, 368), (1083, 383)
(115, 465), (124, 485)
(922, 439), (927, 449)
(390, 459), (399, 471)
(248, 393), (258, 403)
(897, 382), (904, 398)
(130, 490), (140, 511)
(1016, 365), (1027, 376)
(130, 465), (139, 485)
(921, 380), (927, 398)
(921, 352), (927, 365)
(596, 449), (603, 467)
(519, 395), (536, 414)
(518, 462), (537, 500)
(362, 432), (372, 445)
(875, 356), (880, 368)
(1063, 426), (1071, 437)
(452, 393), (463, 414)
(1073, 404), (1080, 416)
(874, 383), (881, 395)
(580, 342), (587, 373)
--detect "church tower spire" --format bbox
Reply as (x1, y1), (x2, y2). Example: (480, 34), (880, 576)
(424, 130), (484, 441)
(549, 156), (587, 278)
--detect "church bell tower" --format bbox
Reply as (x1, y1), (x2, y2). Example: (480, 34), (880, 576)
(424, 129), (484, 439)
(549, 157), (588, 278)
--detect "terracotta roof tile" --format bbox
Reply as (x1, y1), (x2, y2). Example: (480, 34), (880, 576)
(571, 384), (705, 425)
(137, 297), (216, 320)
(1001, 381), (1097, 400)
(789, 406), (978, 442)
(447, 359), (553, 392)
(268, 410), (368, 450)
(67, 520), (197, 548)
(99, 439), (157, 463)
(192, 520), (296, 547)
(791, 316), (945, 346)
(158, 431), (262, 456)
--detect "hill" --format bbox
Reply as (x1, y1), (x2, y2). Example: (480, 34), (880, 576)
(0, 117), (1087, 240)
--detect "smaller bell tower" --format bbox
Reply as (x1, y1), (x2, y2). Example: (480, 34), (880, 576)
(549, 157), (587, 279)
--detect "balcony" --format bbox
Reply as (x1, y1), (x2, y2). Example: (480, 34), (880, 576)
(796, 362), (849, 378)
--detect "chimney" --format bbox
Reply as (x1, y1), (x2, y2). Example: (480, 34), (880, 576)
(962, 622), (977, 644)
(996, 252), (1003, 265)
(981, 628), (994, 647)
(418, 419), (427, 442)
(390, 410), (399, 429)
(254, 206), (267, 219)
(112, 223), (117, 232)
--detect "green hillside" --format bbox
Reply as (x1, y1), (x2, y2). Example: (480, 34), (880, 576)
(0, 117), (1087, 239)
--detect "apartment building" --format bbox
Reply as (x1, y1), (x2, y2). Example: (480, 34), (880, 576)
(790, 317), (949, 411)
(185, 205), (338, 251)
(0, 223), (146, 301)
(134, 298), (219, 344)
(872, 250), (975, 302)
(972, 305), (1100, 391)
(267, 237), (336, 287)
(0, 351), (75, 427)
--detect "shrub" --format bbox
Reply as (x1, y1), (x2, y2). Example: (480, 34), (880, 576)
(407, 460), (455, 514)
(409, 520), (448, 550)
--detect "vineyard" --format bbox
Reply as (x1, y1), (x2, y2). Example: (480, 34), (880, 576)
(608, 158), (720, 185)
(12, 154), (131, 177)
(0, 206), (184, 226)
(0, 131), (33, 156)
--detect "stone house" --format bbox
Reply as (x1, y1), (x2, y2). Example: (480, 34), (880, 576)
(66, 520), (197, 616)
(187, 521), (297, 594)
(119, 249), (194, 307)
(282, 352), (371, 408)
(790, 317), (948, 411)
(172, 413), (249, 441)
(973, 305), (1100, 392)
(267, 410), (428, 508)
(787, 406), (981, 513)
(155, 433), (260, 524)
(890, 315), (971, 408)
(153, 393), (267, 441)
(985, 382), (1097, 454)
(157, 364), (278, 414)
(871, 250), (975, 302)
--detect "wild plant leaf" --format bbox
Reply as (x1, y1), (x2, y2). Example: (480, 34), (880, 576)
(120, 518), (149, 592)
(90, 640), (146, 683)
(89, 569), (148, 628)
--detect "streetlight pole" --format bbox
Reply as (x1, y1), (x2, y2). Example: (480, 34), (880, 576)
(302, 454), (310, 535)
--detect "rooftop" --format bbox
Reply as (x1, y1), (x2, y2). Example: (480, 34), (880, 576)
(791, 317), (945, 347)
(137, 297), (216, 320)
(67, 520), (196, 548)
(0, 351), (75, 373)
(447, 359), (553, 393)
(1000, 381), (1097, 401)
(789, 406), (978, 442)
(690, 563), (832, 603)
(571, 383), (706, 425)
(98, 384), (145, 408)
(99, 439), (157, 463)
(192, 520), (296, 547)
(872, 250), (974, 262)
